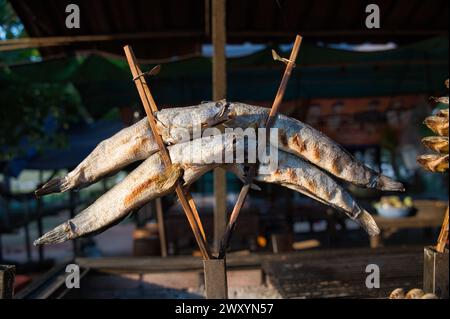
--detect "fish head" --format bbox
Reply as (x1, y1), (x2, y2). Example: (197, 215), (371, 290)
(210, 100), (231, 124)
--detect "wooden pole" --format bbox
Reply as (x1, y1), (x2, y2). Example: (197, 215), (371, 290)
(436, 206), (449, 253)
(154, 198), (168, 257)
(212, 0), (227, 254)
(203, 0), (229, 300)
(218, 35), (303, 258)
(124, 46), (211, 260)
(0, 265), (15, 299)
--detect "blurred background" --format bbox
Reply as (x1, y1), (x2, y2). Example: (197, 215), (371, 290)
(0, 0), (448, 298)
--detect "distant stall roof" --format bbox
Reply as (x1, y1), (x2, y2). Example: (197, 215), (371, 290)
(9, 0), (450, 59)
(6, 120), (124, 176)
(2, 37), (448, 119)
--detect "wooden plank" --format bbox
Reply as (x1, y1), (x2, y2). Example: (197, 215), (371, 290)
(0, 265), (15, 299)
(212, 0), (228, 253)
(123, 45), (211, 260)
(76, 246), (424, 274)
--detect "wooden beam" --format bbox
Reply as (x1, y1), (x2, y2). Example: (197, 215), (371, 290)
(1, 29), (446, 52)
(212, 0), (227, 253)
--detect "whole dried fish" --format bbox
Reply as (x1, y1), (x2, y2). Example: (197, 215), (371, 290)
(437, 108), (449, 118)
(416, 154), (449, 173)
(424, 115), (449, 137)
(432, 97), (449, 105)
(227, 149), (380, 236)
(34, 134), (237, 245)
(226, 103), (404, 191)
(421, 136), (449, 154)
(35, 101), (230, 196)
(36, 101), (404, 198)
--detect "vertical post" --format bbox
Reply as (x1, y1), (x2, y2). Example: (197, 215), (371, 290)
(0, 265), (15, 299)
(206, 0), (229, 300)
(212, 0), (227, 253)
(423, 246), (449, 298)
(155, 198), (168, 257)
(203, 259), (228, 299)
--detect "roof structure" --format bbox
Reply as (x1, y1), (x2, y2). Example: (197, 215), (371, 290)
(9, 0), (450, 59)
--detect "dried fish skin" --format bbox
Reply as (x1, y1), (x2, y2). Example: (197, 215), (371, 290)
(155, 100), (230, 144)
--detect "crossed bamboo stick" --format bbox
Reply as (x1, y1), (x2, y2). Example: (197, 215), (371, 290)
(123, 35), (302, 260)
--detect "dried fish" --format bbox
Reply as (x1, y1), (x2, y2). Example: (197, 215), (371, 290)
(432, 97), (449, 105)
(35, 101), (230, 196)
(421, 136), (449, 154)
(437, 108), (449, 118)
(227, 149), (380, 236)
(226, 103), (404, 191)
(424, 115), (449, 137)
(34, 134), (237, 245)
(416, 154), (449, 173)
(37, 102), (403, 196)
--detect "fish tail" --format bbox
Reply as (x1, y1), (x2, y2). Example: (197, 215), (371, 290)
(33, 222), (72, 246)
(375, 175), (405, 192)
(35, 176), (70, 196)
(356, 211), (380, 237)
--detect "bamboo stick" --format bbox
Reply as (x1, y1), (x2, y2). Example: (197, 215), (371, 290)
(124, 45), (211, 260)
(436, 206), (449, 253)
(218, 35), (303, 258)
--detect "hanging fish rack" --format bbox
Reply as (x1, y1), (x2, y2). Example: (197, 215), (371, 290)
(123, 35), (302, 298)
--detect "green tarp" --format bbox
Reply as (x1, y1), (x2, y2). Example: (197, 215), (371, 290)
(1, 37), (448, 119)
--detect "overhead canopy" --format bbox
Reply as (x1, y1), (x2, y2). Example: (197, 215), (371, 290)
(2, 37), (448, 119)
(9, 0), (450, 59)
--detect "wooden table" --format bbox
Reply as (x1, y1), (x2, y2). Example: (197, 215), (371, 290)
(370, 200), (447, 248)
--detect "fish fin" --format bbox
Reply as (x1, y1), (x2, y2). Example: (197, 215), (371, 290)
(375, 175), (405, 192)
(34, 221), (73, 246)
(356, 211), (380, 237)
(35, 177), (70, 196)
(250, 183), (262, 191)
